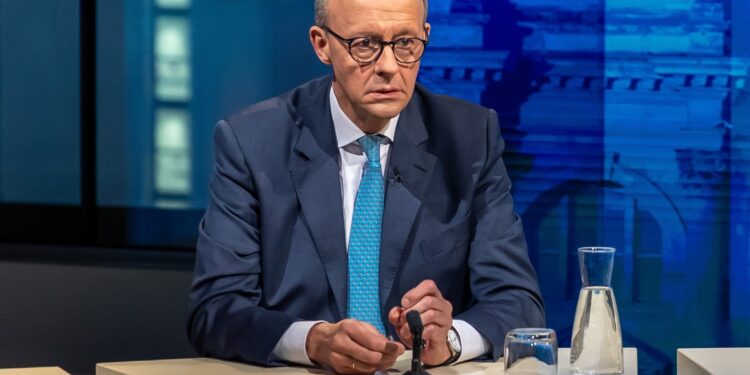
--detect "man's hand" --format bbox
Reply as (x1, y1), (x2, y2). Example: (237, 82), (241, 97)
(305, 319), (405, 374)
(388, 279), (454, 366)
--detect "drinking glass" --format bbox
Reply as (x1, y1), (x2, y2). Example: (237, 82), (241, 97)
(504, 328), (558, 375)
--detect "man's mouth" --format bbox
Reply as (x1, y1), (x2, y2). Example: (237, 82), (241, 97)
(369, 88), (402, 98)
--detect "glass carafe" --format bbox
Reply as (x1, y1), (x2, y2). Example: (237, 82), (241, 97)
(570, 247), (623, 375)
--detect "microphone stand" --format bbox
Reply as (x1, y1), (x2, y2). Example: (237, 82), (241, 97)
(403, 310), (430, 375)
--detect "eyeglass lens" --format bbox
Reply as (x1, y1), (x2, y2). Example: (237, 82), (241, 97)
(350, 37), (424, 63)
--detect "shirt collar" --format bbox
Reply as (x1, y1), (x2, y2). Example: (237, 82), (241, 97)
(330, 87), (398, 149)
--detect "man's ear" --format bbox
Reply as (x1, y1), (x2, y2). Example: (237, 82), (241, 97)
(424, 22), (431, 39)
(309, 26), (332, 65)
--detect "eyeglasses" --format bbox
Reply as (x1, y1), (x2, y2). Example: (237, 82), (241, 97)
(321, 25), (429, 65)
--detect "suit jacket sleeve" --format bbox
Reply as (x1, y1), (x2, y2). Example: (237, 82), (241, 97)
(455, 109), (546, 360)
(187, 120), (298, 366)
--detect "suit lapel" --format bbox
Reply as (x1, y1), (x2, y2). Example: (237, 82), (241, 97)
(288, 79), (349, 320)
(379, 96), (437, 307)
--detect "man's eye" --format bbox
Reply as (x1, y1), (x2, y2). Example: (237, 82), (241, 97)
(396, 38), (415, 48)
(354, 38), (377, 49)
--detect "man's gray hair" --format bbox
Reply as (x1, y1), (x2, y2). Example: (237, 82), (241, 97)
(314, 0), (429, 26)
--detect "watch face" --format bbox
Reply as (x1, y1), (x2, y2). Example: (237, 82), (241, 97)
(448, 329), (461, 351)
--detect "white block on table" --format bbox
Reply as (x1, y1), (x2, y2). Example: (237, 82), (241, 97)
(678, 348), (750, 375)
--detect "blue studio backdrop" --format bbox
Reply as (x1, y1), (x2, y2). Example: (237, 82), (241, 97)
(420, 1), (750, 373)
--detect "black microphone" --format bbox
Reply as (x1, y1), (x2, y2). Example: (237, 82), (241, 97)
(403, 310), (430, 375)
(406, 310), (423, 335)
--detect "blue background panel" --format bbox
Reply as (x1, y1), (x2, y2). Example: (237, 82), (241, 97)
(414, 0), (749, 373)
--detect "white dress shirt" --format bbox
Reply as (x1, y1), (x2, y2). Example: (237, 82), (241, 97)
(271, 87), (489, 366)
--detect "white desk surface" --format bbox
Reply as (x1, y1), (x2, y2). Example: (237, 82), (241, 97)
(0, 368), (68, 375)
(677, 348), (750, 375)
(97, 348), (637, 375)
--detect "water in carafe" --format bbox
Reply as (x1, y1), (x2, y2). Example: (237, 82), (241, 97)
(570, 247), (623, 375)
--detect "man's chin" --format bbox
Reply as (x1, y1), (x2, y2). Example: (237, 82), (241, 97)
(361, 101), (409, 120)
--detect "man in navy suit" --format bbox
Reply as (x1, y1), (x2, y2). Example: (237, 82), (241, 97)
(187, 0), (544, 373)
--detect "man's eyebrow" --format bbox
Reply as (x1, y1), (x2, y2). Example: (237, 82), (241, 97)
(391, 27), (423, 38)
(346, 27), (423, 39)
(393, 32), (422, 38)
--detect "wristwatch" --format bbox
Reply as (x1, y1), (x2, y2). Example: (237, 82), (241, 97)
(440, 327), (462, 366)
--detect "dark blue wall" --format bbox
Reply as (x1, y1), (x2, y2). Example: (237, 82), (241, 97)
(0, 0), (81, 204)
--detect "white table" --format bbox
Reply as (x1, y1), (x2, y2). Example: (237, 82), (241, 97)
(677, 348), (750, 375)
(0, 368), (68, 375)
(97, 348), (637, 374)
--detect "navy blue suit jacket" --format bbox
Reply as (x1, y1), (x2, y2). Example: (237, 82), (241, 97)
(187, 76), (544, 366)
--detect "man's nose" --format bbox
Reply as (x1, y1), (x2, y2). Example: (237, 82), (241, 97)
(374, 44), (400, 76)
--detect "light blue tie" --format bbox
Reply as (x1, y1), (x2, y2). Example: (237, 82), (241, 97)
(348, 134), (386, 334)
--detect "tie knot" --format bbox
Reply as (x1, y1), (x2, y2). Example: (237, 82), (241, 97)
(359, 135), (383, 165)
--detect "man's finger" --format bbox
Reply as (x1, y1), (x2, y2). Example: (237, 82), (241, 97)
(421, 323), (448, 343)
(337, 332), (394, 366)
(388, 306), (403, 326)
(397, 296), (452, 335)
(405, 295), (451, 315)
(383, 340), (406, 357)
(373, 342), (404, 369)
(347, 339), (403, 369)
(330, 352), (374, 374)
(401, 280), (442, 308)
(401, 279), (442, 308)
(413, 308), (451, 329)
(360, 320), (381, 335)
(346, 321), (400, 356)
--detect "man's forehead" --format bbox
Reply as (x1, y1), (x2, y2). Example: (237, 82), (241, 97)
(327, 0), (424, 12)
(327, 0), (425, 26)
(341, 20), (425, 37)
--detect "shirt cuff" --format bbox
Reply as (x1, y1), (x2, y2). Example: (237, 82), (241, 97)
(452, 319), (491, 364)
(271, 320), (326, 366)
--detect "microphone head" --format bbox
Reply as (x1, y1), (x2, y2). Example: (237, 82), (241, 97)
(406, 310), (423, 334)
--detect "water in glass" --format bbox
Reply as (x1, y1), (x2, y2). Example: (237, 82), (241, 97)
(504, 328), (557, 375)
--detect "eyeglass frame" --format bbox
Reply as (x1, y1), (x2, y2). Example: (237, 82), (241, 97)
(319, 25), (430, 65)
